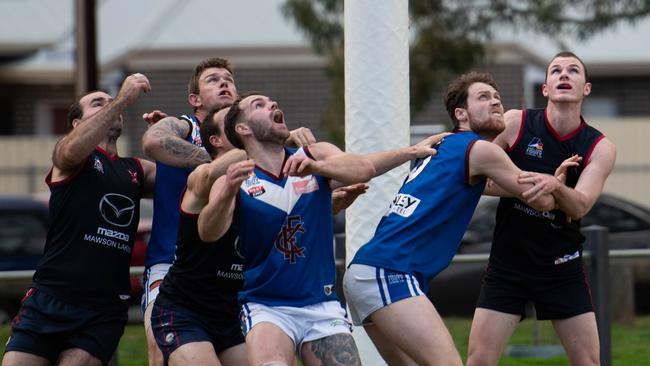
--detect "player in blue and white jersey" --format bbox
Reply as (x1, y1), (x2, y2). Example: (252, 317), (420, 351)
(199, 94), (446, 366)
(140, 58), (318, 365)
(343, 72), (561, 366)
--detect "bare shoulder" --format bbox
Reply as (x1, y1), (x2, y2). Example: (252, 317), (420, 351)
(470, 140), (506, 164)
(504, 108), (523, 124)
(493, 109), (524, 149)
(587, 136), (616, 169)
(138, 158), (155, 172)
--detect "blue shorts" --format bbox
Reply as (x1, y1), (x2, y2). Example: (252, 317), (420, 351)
(151, 303), (244, 364)
(5, 288), (127, 365)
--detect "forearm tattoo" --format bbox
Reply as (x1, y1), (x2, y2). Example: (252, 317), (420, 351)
(148, 118), (210, 166)
(307, 333), (362, 366)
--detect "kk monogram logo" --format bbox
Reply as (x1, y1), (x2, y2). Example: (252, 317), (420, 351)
(274, 215), (306, 264)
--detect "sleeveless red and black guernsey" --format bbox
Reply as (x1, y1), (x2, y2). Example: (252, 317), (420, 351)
(490, 108), (604, 273)
(33, 147), (144, 312)
(156, 210), (243, 325)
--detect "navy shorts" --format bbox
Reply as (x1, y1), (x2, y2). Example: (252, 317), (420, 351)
(5, 288), (127, 365)
(476, 263), (594, 320)
(151, 303), (244, 364)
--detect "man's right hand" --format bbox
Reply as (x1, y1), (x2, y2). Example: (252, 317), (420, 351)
(118, 73), (152, 104)
(225, 159), (255, 193)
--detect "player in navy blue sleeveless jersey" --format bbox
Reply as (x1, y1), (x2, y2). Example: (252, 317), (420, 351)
(140, 57), (237, 366)
(3, 74), (156, 366)
(199, 94), (445, 366)
(343, 72), (560, 366)
(468, 53), (617, 366)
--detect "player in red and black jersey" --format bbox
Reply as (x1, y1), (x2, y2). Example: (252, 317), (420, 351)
(3, 74), (156, 366)
(468, 52), (617, 366)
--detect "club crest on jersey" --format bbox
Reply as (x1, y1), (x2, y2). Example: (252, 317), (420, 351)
(93, 157), (104, 173)
(292, 176), (319, 195)
(324, 284), (334, 296)
(127, 169), (138, 184)
(525, 137), (544, 158)
(387, 193), (421, 218)
(274, 215), (306, 264)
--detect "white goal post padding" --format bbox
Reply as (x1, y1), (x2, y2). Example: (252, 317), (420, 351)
(344, 1), (410, 364)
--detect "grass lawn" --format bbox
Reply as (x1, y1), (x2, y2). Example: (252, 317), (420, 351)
(1, 316), (649, 365)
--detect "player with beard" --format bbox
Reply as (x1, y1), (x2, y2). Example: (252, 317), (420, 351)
(467, 53), (616, 366)
(140, 57), (318, 365)
(150, 106), (366, 366)
(343, 72), (562, 366)
(199, 94), (447, 366)
(3, 73), (156, 366)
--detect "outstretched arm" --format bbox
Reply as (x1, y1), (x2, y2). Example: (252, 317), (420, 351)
(364, 132), (448, 176)
(470, 140), (555, 212)
(53, 73), (151, 173)
(142, 116), (211, 168)
(283, 142), (376, 186)
(198, 159), (254, 242)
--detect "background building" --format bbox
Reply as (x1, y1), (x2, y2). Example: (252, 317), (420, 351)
(0, 0), (648, 208)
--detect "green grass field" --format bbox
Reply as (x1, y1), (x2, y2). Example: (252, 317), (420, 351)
(2, 316), (649, 365)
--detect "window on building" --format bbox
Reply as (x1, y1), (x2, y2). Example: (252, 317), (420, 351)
(582, 97), (619, 118)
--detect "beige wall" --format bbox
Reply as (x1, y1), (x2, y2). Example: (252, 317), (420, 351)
(590, 118), (650, 207)
(0, 137), (128, 195)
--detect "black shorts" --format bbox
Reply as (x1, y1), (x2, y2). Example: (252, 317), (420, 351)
(151, 303), (244, 364)
(476, 262), (594, 320)
(5, 288), (127, 365)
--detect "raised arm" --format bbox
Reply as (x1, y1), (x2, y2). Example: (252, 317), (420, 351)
(197, 159), (254, 242)
(470, 140), (556, 212)
(182, 149), (248, 214)
(142, 116), (211, 168)
(53, 73), (150, 173)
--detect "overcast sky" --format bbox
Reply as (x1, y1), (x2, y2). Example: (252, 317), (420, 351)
(1, 0), (649, 64)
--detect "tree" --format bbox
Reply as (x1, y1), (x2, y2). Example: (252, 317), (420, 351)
(282, 0), (650, 145)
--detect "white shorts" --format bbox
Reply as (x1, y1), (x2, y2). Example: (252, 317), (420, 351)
(343, 264), (425, 325)
(240, 300), (352, 351)
(141, 263), (172, 313)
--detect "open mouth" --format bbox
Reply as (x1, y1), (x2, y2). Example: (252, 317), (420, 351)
(557, 83), (572, 90)
(273, 110), (284, 124)
(219, 90), (232, 97)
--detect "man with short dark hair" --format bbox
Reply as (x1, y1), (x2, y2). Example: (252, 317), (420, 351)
(343, 71), (559, 366)
(467, 52), (617, 366)
(3, 73), (155, 366)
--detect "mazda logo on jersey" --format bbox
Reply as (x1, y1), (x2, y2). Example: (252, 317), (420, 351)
(99, 193), (135, 227)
